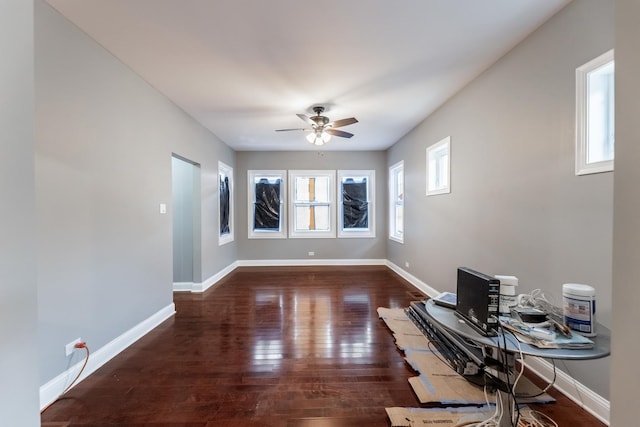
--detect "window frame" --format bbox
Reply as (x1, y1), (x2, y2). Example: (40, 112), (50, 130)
(218, 161), (234, 246)
(288, 170), (336, 239)
(575, 49), (615, 176)
(388, 161), (404, 243)
(337, 170), (375, 238)
(426, 136), (451, 196)
(247, 170), (287, 239)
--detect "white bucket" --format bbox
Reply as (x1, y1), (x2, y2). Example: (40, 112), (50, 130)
(496, 275), (518, 316)
(562, 283), (596, 337)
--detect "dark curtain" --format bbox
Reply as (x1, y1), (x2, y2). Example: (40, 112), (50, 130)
(342, 179), (368, 228)
(254, 179), (280, 230)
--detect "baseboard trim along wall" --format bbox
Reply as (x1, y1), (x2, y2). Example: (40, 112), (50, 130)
(525, 356), (610, 425)
(39, 303), (176, 410)
(387, 262), (610, 426)
(173, 261), (240, 293)
(173, 259), (387, 293)
(385, 260), (440, 297)
(237, 258), (387, 267)
(172, 282), (193, 292)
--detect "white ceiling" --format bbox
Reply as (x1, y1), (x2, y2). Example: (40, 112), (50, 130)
(46, 0), (570, 151)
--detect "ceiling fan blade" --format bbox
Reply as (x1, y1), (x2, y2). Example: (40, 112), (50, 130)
(296, 113), (314, 125)
(326, 128), (354, 138)
(275, 127), (309, 132)
(329, 117), (358, 128)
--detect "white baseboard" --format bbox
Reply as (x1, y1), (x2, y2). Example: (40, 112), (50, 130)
(385, 260), (440, 297)
(173, 261), (240, 293)
(39, 303), (176, 410)
(384, 261), (610, 425)
(172, 282), (193, 292)
(173, 259), (388, 293)
(194, 261), (239, 293)
(524, 356), (610, 425)
(237, 258), (387, 267)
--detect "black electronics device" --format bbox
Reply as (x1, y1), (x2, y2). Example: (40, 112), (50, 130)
(455, 267), (500, 336)
(512, 307), (547, 323)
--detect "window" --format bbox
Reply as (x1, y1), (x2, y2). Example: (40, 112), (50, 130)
(218, 161), (234, 245)
(289, 170), (336, 238)
(248, 170), (286, 239)
(338, 170), (375, 238)
(426, 136), (451, 196)
(389, 161), (404, 243)
(576, 49), (614, 175)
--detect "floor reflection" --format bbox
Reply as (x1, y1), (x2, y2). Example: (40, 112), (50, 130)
(250, 285), (377, 364)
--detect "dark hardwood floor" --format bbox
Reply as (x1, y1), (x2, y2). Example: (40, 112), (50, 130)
(41, 266), (606, 426)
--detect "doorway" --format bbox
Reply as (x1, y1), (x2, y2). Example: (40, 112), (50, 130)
(171, 154), (201, 291)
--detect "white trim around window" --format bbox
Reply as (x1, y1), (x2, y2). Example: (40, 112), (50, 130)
(388, 161), (404, 243)
(576, 49), (615, 176)
(288, 170), (336, 239)
(426, 136), (451, 196)
(338, 170), (375, 238)
(247, 170), (287, 239)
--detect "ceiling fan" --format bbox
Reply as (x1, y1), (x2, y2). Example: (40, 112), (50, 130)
(275, 106), (358, 146)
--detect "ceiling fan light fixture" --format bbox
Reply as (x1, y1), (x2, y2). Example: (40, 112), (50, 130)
(276, 105), (355, 146)
(306, 132), (316, 144)
(306, 130), (331, 146)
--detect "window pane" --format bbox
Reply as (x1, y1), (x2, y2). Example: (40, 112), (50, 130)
(314, 177), (330, 202)
(428, 151), (449, 190)
(389, 161), (404, 242)
(342, 178), (369, 229)
(289, 170), (335, 238)
(253, 177), (281, 231)
(575, 50), (614, 176)
(587, 61), (614, 164)
(395, 204), (404, 235)
(294, 204), (330, 231)
(294, 176), (330, 203)
(219, 175), (230, 234)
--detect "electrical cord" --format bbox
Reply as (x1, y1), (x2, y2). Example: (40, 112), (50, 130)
(40, 343), (90, 414)
(515, 359), (557, 399)
(471, 327), (560, 427)
(517, 289), (563, 320)
(499, 321), (521, 427)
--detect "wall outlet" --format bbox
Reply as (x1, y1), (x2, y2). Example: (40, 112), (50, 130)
(65, 338), (82, 356)
(308, 251), (315, 256)
(405, 261), (410, 268)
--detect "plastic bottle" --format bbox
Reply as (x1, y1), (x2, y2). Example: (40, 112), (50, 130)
(562, 283), (596, 337)
(495, 275), (519, 316)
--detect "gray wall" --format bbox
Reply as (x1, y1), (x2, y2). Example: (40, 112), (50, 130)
(611, 0), (640, 424)
(0, 1), (40, 425)
(35, 0), (235, 387)
(236, 151), (387, 261)
(387, 0), (613, 398)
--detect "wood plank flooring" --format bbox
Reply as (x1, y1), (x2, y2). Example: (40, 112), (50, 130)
(41, 266), (606, 426)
